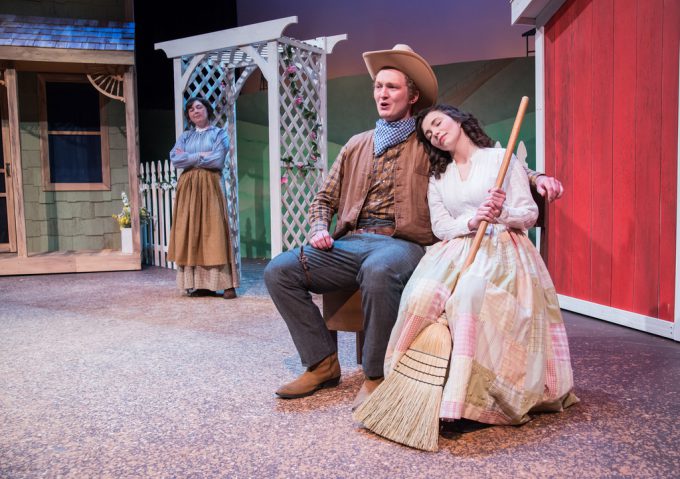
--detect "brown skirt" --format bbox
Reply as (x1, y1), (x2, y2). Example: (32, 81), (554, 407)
(167, 168), (229, 267)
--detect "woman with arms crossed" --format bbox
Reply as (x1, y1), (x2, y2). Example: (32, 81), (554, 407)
(168, 97), (238, 299)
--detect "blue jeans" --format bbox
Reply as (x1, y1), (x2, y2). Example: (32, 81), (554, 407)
(264, 234), (425, 377)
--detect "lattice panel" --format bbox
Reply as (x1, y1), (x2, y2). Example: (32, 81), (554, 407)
(206, 43), (269, 69)
(278, 45), (322, 164)
(220, 69), (240, 280)
(278, 40), (325, 250)
(281, 168), (326, 250)
(181, 59), (243, 279)
(182, 60), (230, 127)
(223, 64), (255, 280)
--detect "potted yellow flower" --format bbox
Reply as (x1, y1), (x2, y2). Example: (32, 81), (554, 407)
(112, 192), (150, 253)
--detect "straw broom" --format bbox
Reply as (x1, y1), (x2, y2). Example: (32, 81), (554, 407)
(353, 313), (451, 451)
(353, 97), (531, 452)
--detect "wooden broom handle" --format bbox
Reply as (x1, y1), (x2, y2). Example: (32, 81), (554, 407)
(461, 96), (530, 271)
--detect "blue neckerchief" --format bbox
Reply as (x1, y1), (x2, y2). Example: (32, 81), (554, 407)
(373, 117), (416, 156)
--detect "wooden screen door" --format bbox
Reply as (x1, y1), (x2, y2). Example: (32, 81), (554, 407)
(0, 91), (16, 253)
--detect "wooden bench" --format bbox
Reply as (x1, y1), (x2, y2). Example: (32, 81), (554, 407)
(323, 289), (365, 363)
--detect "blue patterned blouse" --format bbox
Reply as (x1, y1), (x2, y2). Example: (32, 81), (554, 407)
(169, 125), (229, 171)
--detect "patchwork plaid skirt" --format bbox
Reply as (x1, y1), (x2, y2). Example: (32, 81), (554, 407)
(384, 229), (578, 425)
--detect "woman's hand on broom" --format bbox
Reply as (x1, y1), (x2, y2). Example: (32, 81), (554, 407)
(468, 188), (505, 230)
(486, 187), (506, 211)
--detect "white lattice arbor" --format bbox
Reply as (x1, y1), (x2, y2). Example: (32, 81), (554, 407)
(155, 17), (346, 270)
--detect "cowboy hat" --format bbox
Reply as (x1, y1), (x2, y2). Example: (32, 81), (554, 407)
(362, 44), (438, 113)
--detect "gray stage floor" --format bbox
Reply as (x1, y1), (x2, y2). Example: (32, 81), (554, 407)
(1, 260), (679, 478)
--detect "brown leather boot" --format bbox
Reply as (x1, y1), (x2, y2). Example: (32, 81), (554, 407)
(351, 377), (384, 411)
(223, 288), (237, 299)
(275, 352), (341, 399)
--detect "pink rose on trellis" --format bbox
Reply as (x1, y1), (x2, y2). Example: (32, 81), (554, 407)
(281, 176), (289, 185)
(282, 46), (322, 177)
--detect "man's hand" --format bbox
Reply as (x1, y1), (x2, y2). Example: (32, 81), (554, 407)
(310, 230), (334, 250)
(536, 175), (564, 202)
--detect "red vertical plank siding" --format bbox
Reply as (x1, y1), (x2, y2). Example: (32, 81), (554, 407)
(632, 0), (663, 317)
(570, 0), (593, 300)
(590, 0), (614, 306)
(552, 1), (576, 295)
(659, 0), (680, 321)
(609, 0), (637, 311)
(544, 0), (678, 322)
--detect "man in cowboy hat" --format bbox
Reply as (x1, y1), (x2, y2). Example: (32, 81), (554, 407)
(265, 44), (562, 409)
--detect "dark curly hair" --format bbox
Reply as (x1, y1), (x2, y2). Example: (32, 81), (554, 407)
(184, 96), (214, 126)
(415, 104), (494, 179)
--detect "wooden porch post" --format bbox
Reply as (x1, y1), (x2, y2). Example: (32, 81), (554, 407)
(5, 68), (26, 257)
(124, 66), (141, 255)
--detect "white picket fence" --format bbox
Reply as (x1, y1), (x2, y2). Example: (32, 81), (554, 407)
(139, 160), (177, 269)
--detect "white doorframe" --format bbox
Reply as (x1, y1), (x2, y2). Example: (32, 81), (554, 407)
(534, 26), (546, 253)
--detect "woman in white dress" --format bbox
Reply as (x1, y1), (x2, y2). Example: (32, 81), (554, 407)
(384, 104), (578, 425)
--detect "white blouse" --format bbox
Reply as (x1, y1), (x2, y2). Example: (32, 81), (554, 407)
(427, 147), (538, 241)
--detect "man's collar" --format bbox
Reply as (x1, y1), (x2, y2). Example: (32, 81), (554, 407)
(373, 117), (416, 156)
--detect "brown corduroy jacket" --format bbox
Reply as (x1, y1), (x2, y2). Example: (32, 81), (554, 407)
(310, 130), (437, 246)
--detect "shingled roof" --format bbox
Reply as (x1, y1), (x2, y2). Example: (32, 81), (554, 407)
(0, 14), (134, 51)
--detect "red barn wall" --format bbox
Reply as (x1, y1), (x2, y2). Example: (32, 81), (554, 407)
(543, 0), (679, 321)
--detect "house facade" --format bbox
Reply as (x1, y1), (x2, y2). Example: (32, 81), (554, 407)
(0, 0), (142, 274)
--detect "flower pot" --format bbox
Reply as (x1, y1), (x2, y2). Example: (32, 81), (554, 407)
(120, 228), (133, 254)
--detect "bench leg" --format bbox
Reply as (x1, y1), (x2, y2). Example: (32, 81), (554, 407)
(330, 330), (363, 364)
(356, 331), (364, 364)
